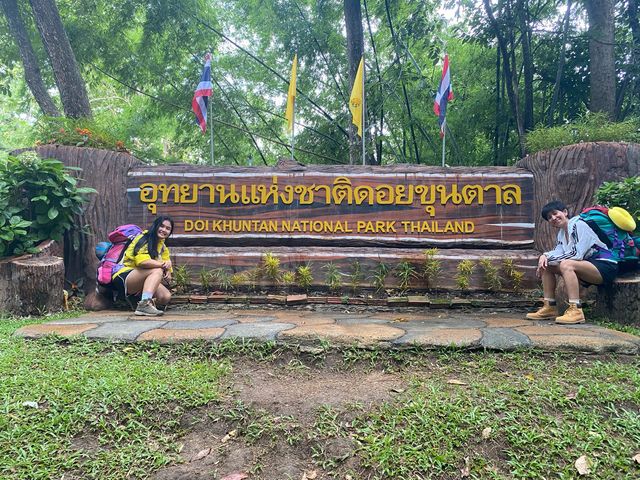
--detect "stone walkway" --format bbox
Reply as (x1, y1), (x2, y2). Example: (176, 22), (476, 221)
(14, 306), (640, 354)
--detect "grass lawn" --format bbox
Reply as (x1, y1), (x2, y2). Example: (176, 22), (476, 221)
(1, 312), (639, 479)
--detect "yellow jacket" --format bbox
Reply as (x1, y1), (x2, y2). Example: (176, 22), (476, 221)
(112, 232), (171, 279)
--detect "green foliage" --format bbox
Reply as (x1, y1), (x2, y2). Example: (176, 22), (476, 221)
(372, 262), (390, 294)
(172, 265), (190, 293)
(525, 114), (640, 154)
(395, 261), (417, 294)
(502, 259), (525, 293)
(35, 117), (129, 153)
(281, 270), (296, 286)
(323, 263), (342, 293)
(595, 176), (640, 223)
(422, 248), (442, 289)
(212, 267), (232, 291)
(261, 252), (281, 282)
(455, 260), (475, 291)
(0, 152), (94, 257)
(349, 260), (364, 294)
(479, 259), (503, 291)
(198, 268), (214, 293)
(295, 265), (314, 291)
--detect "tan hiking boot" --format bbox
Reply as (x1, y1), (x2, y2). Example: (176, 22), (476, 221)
(135, 299), (163, 316)
(525, 302), (559, 320)
(555, 304), (585, 324)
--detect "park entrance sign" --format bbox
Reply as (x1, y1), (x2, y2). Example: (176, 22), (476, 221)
(126, 162), (534, 249)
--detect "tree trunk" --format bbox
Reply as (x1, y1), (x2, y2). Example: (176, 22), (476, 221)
(584, 0), (616, 118)
(547, 0), (572, 126)
(517, 0), (534, 131)
(28, 0), (92, 118)
(1, 0), (60, 116)
(344, 0), (364, 165)
(483, 0), (526, 158)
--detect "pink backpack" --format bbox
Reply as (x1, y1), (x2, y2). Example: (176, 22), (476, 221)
(96, 224), (142, 286)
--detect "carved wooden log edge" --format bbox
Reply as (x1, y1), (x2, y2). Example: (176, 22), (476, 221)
(593, 269), (640, 326)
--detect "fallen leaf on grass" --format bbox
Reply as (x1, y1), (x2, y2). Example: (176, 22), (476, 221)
(460, 456), (470, 477)
(575, 455), (592, 475)
(22, 401), (39, 409)
(390, 387), (405, 394)
(447, 379), (468, 386)
(220, 473), (248, 480)
(221, 429), (237, 443)
(566, 392), (578, 400)
(191, 448), (211, 462)
(632, 453), (640, 464)
(524, 374), (535, 381)
(481, 427), (492, 439)
(301, 470), (317, 480)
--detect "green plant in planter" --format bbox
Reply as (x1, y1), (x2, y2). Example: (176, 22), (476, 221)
(395, 261), (417, 294)
(502, 259), (525, 292)
(323, 263), (342, 293)
(198, 268), (214, 293)
(349, 259), (364, 294)
(281, 271), (296, 287)
(455, 260), (475, 291)
(479, 259), (503, 291)
(422, 248), (442, 289)
(295, 265), (314, 291)
(212, 267), (232, 291)
(261, 252), (281, 282)
(372, 262), (389, 294)
(230, 272), (246, 290)
(173, 265), (191, 293)
(0, 152), (95, 257)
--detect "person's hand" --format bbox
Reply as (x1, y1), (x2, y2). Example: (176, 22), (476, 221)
(161, 259), (172, 271)
(163, 270), (172, 282)
(536, 254), (548, 278)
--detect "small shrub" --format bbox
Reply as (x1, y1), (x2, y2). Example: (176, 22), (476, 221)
(199, 268), (214, 293)
(281, 271), (296, 286)
(455, 260), (475, 291)
(502, 259), (525, 293)
(230, 272), (245, 289)
(595, 176), (640, 223)
(525, 113), (640, 154)
(0, 152), (95, 257)
(35, 117), (129, 153)
(261, 252), (281, 282)
(479, 259), (503, 291)
(212, 267), (232, 291)
(372, 262), (390, 294)
(173, 265), (190, 293)
(350, 260), (364, 294)
(422, 248), (442, 289)
(296, 265), (314, 291)
(395, 261), (417, 294)
(323, 263), (342, 293)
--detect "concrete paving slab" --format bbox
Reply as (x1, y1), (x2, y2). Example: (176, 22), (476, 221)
(221, 322), (296, 341)
(85, 320), (166, 341)
(15, 323), (98, 337)
(395, 328), (483, 347)
(480, 327), (533, 350)
(161, 319), (237, 330)
(279, 322), (405, 344)
(138, 327), (225, 342)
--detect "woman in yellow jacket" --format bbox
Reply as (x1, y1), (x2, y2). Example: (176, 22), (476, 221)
(112, 216), (174, 316)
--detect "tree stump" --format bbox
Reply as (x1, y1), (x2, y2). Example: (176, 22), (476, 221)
(11, 256), (65, 316)
(593, 271), (640, 326)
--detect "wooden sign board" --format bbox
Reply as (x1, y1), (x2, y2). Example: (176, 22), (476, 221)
(126, 163), (534, 248)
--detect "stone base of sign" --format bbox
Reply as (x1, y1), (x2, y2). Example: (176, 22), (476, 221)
(593, 270), (640, 326)
(170, 246), (539, 292)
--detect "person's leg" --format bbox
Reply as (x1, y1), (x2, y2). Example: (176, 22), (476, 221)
(526, 265), (561, 320)
(125, 268), (165, 316)
(555, 260), (601, 324)
(155, 284), (172, 306)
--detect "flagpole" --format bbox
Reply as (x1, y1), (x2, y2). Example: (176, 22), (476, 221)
(209, 96), (214, 165)
(361, 54), (366, 166)
(442, 120), (446, 168)
(290, 101), (295, 161)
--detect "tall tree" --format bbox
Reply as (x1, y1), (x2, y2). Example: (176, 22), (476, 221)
(584, 0), (615, 118)
(28, 0), (91, 118)
(344, 0), (365, 165)
(1, 0), (59, 116)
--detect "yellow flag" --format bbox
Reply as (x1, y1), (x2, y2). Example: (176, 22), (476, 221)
(349, 57), (364, 138)
(285, 54), (297, 132)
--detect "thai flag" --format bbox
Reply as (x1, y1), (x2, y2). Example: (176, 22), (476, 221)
(192, 55), (213, 134)
(433, 54), (453, 138)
